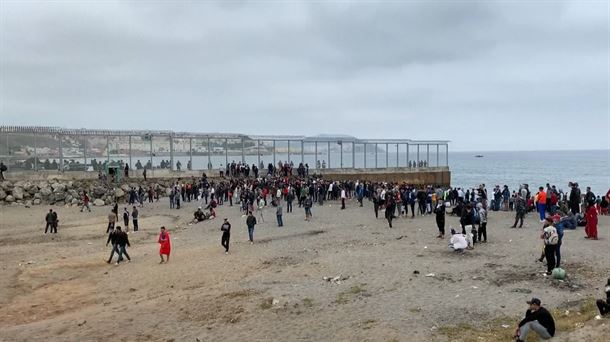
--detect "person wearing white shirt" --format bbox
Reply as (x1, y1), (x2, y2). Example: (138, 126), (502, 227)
(449, 229), (468, 252)
(341, 188), (346, 210)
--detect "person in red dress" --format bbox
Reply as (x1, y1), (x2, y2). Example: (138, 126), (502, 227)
(585, 203), (598, 240)
(158, 226), (171, 263)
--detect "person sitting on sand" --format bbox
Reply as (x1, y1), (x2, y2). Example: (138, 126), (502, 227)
(514, 298), (555, 341)
(448, 229), (467, 252)
(192, 207), (205, 223)
(596, 278), (610, 316)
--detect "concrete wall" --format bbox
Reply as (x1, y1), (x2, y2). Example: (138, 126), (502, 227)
(316, 167), (451, 186)
(3, 167), (451, 186)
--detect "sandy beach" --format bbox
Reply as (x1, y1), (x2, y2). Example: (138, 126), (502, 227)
(0, 198), (608, 342)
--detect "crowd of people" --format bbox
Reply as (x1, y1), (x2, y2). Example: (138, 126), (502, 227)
(39, 168), (609, 339)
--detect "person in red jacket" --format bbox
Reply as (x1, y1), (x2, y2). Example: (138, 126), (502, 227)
(158, 226), (171, 263)
(585, 203), (598, 240)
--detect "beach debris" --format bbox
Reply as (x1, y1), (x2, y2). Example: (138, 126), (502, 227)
(323, 275), (350, 284)
(272, 298), (280, 306)
(424, 246), (428, 249)
(501, 324), (510, 329)
(425, 273), (435, 277)
(87, 242), (92, 245)
(26, 260), (35, 265)
(455, 294), (460, 298)
(78, 320), (87, 326)
(396, 235), (407, 240)
(129, 288), (137, 292)
(565, 310), (570, 316)
(595, 315), (602, 320)
(471, 286), (478, 289)
(413, 270), (420, 275)
(472, 276), (484, 280)
(511, 288), (532, 294)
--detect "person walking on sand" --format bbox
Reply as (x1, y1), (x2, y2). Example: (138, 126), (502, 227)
(257, 196), (265, 223)
(114, 226), (131, 265)
(477, 203), (488, 243)
(45, 209), (54, 234)
(158, 226), (171, 263)
(50, 210), (58, 234)
(341, 187), (346, 210)
(221, 218), (231, 254)
(304, 196), (313, 221)
(246, 211), (257, 244)
(512, 193), (526, 228)
(276, 202), (284, 227)
(81, 191), (91, 212)
(585, 202), (598, 240)
(541, 218), (559, 275)
(434, 201), (446, 239)
(132, 206), (139, 232)
(536, 187), (547, 222)
(514, 298), (555, 341)
(107, 210), (117, 233)
(123, 208), (130, 232)
(106, 226), (119, 264)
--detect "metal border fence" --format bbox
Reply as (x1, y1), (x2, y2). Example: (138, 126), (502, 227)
(0, 126), (449, 172)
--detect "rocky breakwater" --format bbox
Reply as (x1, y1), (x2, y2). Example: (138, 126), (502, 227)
(0, 179), (175, 207)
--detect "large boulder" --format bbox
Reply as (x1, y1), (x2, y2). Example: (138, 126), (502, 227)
(65, 195), (73, 203)
(71, 198), (79, 205)
(121, 184), (131, 192)
(53, 192), (66, 202)
(12, 187), (24, 200)
(5, 195), (14, 203)
(40, 187), (52, 197)
(51, 183), (66, 192)
(93, 187), (106, 198)
(1, 181), (12, 191)
(93, 198), (105, 206)
(114, 188), (125, 198)
(0, 189), (6, 200)
(33, 198), (41, 205)
(34, 192), (42, 199)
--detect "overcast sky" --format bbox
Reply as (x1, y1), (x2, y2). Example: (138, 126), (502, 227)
(1, 0), (608, 151)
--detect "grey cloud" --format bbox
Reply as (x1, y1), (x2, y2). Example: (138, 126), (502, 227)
(0, 0), (608, 151)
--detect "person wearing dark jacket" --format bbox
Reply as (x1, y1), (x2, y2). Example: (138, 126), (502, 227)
(434, 201), (446, 238)
(45, 209), (54, 234)
(597, 278), (610, 316)
(106, 227), (119, 264)
(221, 218), (231, 254)
(515, 298), (555, 341)
(460, 205), (474, 235)
(246, 212), (257, 244)
(114, 226), (131, 265)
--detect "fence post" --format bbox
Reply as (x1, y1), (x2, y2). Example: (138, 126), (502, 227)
(427, 144), (430, 167)
(83, 135), (86, 171)
(207, 137), (211, 170)
(170, 135), (174, 170)
(224, 138), (228, 168)
(34, 134), (38, 171)
(129, 135), (132, 169)
(58, 134), (63, 171)
(314, 141), (317, 169)
(340, 142), (343, 168)
(189, 137), (193, 169)
(385, 143), (388, 168)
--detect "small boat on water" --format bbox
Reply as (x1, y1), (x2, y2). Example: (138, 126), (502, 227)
(475, 155), (484, 158)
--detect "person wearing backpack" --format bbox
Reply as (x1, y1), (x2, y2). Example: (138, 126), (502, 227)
(541, 217), (558, 275)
